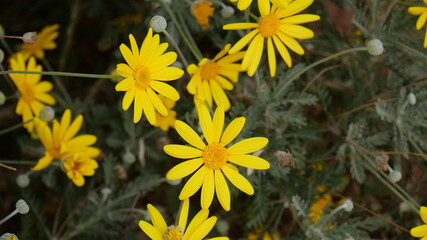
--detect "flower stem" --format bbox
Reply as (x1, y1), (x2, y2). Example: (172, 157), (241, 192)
(0, 160), (37, 165)
(162, 30), (189, 68)
(0, 119), (33, 136)
(274, 47), (368, 99)
(0, 209), (19, 226)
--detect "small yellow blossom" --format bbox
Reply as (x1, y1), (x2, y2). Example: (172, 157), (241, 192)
(411, 206), (427, 239)
(19, 24), (59, 60)
(408, 0), (427, 48)
(164, 105), (270, 211)
(154, 96), (177, 131)
(9, 54), (56, 133)
(139, 199), (228, 240)
(193, 1), (215, 29)
(63, 152), (99, 187)
(187, 44), (245, 111)
(115, 29), (183, 124)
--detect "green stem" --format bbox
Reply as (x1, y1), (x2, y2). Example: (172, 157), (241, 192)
(0, 119), (33, 135)
(160, 0), (203, 61)
(162, 30), (189, 68)
(273, 47), (368, 99)
(385, 0), (421, 6)
(0, 70), (120, 79)
(0, 64), (16, 91)
(0, 160), (36, 165)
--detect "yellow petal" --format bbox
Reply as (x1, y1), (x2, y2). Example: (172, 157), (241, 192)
(210, 81), (231, 111)
(122, 87), (135, 110)
(201, 169), (215, 209)
(228, 29), (259, 54)
(64, 115), (83, 142)
(214, 169), (231, 211)
(138, 221), (163, 240)
(184, 209), (209, 240)
(174, 120), (206, 149)
(237, 0), (252, 10)
(279, 0), (314, 18)
(246, 35), (265, 77)
(116, 63), (133, 77)
(212, 105), (225, 142)
(420, 206), (427, 223)
(186, 216), (217, 240)
(147, 204), (168, 234)
(408, 7), (427, 16)
(119, 43), (136, 69)
(164, 145), (203, 159)
(32, 154), (53, 171)
(281, 14), (320, 24)
(141, 89), (156, 125)
(133, 89), (144, 123)
(149, 81), (180, 101)
(258, 0), (270, 17)
(273, 35), (292, 67)
(115, 77), (134, 91)
(416, 12), (427, 30)
(222, 164), (254, 195)
(277, 31), (305, 55)
(221, 117), (246, 146)
(150, 52), (177, 72)
(179, 166), (208, 199)
(222, 23), (259, 30)
(228, 137), (268, 154)
(66, 135), (97, 150)
(280, 24), (314, 39)
(267, 37), (276, 77)
(151, 67), (184, 81)
(411, 224), (427, 238)
(198, 104), (214, 144)
(228, 154), (270, 169)
(147, 88), (167, 116)
(178, 198), (190, 231)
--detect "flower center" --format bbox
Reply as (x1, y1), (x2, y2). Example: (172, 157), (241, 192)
(133, 66), (151, 89)
(258, 13), (280, 38)
(202, 143), (228, 170)
(193, 1), (214, 29)
(21, 81), (35, 104)
(164, 226), (183, 240)
(200, 62), (219, 80)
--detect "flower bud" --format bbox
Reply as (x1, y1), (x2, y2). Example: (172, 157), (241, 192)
(150, 15), (167, 33)
(122, 150), (136, 164)
(0, 91), (5, 106)
(408, 93), (416, 105)
(0, 233), (19, 240)
(101, 187), (112, 196)
(221, 6), (234, 18)
(342, 199), (354, 212)
(388, 169), (402, 183)
(367, 39), (384, 56)
(16, 174), (30, 188)
(15, 199), (29, 214)
(22, 32), (37, 44)
(0, 48), (4, 64)
(166, 178), (182, 186)
(39, 106), (55, 121)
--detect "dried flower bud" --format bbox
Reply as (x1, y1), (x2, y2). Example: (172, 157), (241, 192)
(0, 48), (4, 64)
(39, 106), (55, 121)
(16, 174), (30, 188)
(367, 39), (384, 56)
(0, 233), (19, 240)
(16, 199), (29, 214)
(166, 178), (182, 186)
(221, 6), (234, 18)
(274, 150), (296, 168)
(408, 93), (416, 105)
(0, 91), (5, 106)
(22, 32), (37, 44)
(150, 15), (167, 33)
(374, 152), (389, 171)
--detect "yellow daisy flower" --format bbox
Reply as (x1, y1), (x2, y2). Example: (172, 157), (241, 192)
(33, 109), (100, 171)
(187, 44), (245, 111)
(164, 105), (270, 211)
(19, 24), (59, 60)
(154, 96), (177, 131)
(139, 198), (228, 240)
(411, 206), (427, 239)
(193, 0), (215, 29)
(9, 54), (56, 133)
(408, 0), (427, 48)
(63, 152), (99, 187)
(115, 29), (184, 124)
(230, 0), (288, 11)
(223, 0), (320, 77)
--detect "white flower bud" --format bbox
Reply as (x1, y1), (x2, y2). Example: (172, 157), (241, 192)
(408, 93), (416, 105)
(22, 32), (37, 44)
(388, 169), (402, 183)
(166, 178), (182, 186)
(0, 91), (5, 106)
(150, 15), (167, 33)
(0, 48), (4, 64)
(342, 199), (354, 212)
(15, 199), (29, 214)
(122, 150), (136, 164)
(39, 106), (55, 121)
(221, 6), (235, 18)
(101, 187), (112, 196)
(16, 174), (30, 188)
(0, 233), (19, 240)
(367, 39), (384, 56)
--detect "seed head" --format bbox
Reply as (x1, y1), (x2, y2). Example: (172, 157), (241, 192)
(39, 106), (55, 121)
(367, 39), (384, 56)
(16, 199), (29, 214)
(150, 15), (167, 33)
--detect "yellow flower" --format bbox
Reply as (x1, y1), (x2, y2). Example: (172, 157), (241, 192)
(223, 0), (320, 77)
(139, 199), (228, 240)
(154, 96), (177, 131)
(193, 1), (215, 29)
(9, 54), (56, 133)
(63, 152), (99, 187)
(308, 194), (333, 223)
(33, 109), (100, 171)
(115, 29), (183, 124)
(187, 44), (245, 111)
(411, 206), (427, 239)
(408, 0), (427, 48)
(19, 24), (59, 60)
(164, 105), (270, 211)
(230, 0), (288, 11)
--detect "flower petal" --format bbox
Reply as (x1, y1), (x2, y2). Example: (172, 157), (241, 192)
(228, 154), (270, 169)
(149, 81), (180, 101)
(221, 117), (246, 146)
(178, 198), (190, 231)
(164, 145), (203, 159)
(179, 166), (208, 199)
(222, 164), (254, 195)
(184, 209), (209, 240)
(174, 120), (206, 149)
(228, 29), (259, 54)
(214, 169), (230, 211)
(201, 169), (215, 209)
(198, 104), (214, 144)
(411, 224), (427, 238)
(186, 216), (217, 240)
(267, 37), (276, 77)
(138, 221), (163, 240)
(228, 137), (268, 155)
(147, 204), (168, 234)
